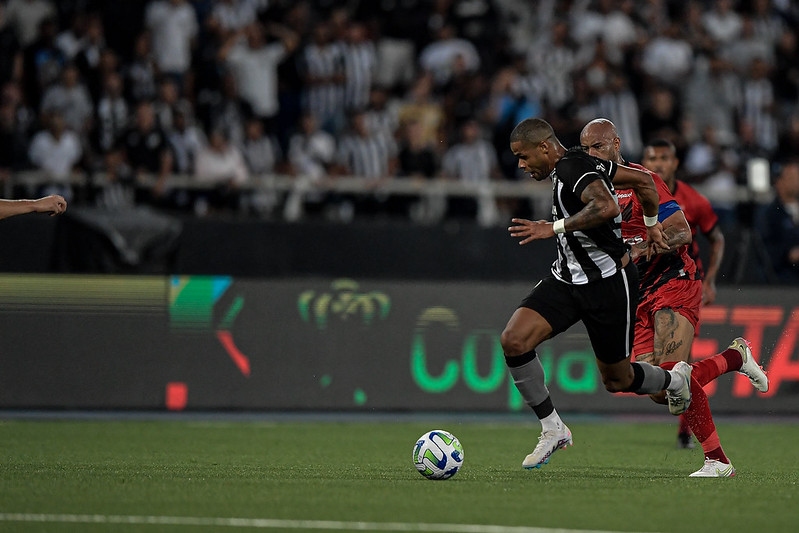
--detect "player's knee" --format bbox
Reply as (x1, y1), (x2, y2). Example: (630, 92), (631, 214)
(500, 328), (529, 357)
(601, 375), (626, 393)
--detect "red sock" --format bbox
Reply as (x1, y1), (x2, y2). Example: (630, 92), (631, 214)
(683, 375), (729, 464)
(691, 348), (743, 387)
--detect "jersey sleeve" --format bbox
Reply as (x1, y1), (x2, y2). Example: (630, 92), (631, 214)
(556, 152), (614, 199)
(653, 173), (681, 222)
(691, 187), (719, 234)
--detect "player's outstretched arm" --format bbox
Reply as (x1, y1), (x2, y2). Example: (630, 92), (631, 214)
(0, 195), (68, 220)
(509, 179), (623, 244)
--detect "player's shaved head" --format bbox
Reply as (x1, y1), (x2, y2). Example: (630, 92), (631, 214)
(510, 118), (555, 145)
(580, 118), (619, 142)
(580, 118), (622, 163)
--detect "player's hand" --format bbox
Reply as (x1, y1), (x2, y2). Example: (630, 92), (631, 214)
(629, 241), (647, 261)
(645, 222), (668, 259)
(34, 195), (67, 216)
(508, 218), (554, 245)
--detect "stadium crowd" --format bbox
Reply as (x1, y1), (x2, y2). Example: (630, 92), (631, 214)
(0, 0), (798, 227)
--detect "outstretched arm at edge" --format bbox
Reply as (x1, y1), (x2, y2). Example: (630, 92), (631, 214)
(0, 195), (68, 220)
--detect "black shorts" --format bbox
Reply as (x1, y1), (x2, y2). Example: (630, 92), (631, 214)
(519, 260), (639, 364)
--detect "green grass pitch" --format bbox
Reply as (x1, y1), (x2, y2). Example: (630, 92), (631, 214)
(1, 416), (797, 532)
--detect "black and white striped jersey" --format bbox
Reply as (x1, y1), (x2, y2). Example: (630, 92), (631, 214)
(550, 148), (627, 285)
(301, 42), (346, 121)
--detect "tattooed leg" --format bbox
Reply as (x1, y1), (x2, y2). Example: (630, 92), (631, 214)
(649, 308), (695, 404)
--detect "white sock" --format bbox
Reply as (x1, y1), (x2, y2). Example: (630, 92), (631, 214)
(666, 369), (686, 392)
(540, 408), (564, 432)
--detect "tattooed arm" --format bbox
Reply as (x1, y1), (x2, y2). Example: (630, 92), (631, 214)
(509, 179), (620, 244)
(630, 210), (692, 260)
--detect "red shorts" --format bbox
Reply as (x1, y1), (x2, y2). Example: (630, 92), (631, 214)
(632, 278), (702, 359)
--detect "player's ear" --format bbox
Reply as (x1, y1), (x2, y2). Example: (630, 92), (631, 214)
(539, 140), (549, 154)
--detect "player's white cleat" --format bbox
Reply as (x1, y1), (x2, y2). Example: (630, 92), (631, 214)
(522, 425), (572, 469)
(689, 459), (736, 477)
(666, 361), (692, 415)
(730, 337), (769, 393)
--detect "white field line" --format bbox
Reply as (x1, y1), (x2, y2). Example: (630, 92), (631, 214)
(0, 513), (655, 533)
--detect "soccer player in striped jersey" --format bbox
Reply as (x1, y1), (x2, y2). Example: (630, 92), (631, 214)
(580, 119), (767, 477)
(502, 118), (693, 472)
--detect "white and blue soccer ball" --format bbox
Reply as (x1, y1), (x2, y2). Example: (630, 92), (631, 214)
(412, 429), (464, 480)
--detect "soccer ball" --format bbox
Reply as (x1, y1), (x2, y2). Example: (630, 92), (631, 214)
(412, 429), (464, 480)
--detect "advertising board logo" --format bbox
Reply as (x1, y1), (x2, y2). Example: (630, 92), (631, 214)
(169, 276), (250, 376)
(298, 278), (390, 330)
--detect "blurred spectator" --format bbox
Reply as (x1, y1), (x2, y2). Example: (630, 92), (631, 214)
(640, 19), (694, 89)
(300, 21), (345, 134)
(441, 60), (488, 138)
(333, 110), (398, 218)
(145, 0), (198, 87)
(124, 32), (157, 104)
(71, 13), (108, 101)
(775, 114), (799, 163)
(440, 119), (499, 184)
(419, 24), (480, 88)
(683, 53), (740, 144)
(167, 103), (205, 175)
(703, 0), (743, 47)
(755, 161), (799, 282)
(208, 0), (268, 37)
(594, 72), (642, 161)
(397, 120), (437, 180)
(206, 72), (247, 148)
(484, 59), (544, 178)
(724, 16), (774, 75)
(773, 29), (799, 117)
(40, 63), (93, 136)
(0, 101), (29, 178)
(287, 112), (336, 182)
(107, 101), (173, 201)
(241, 116), (282, 216)
(55, 11), (88, 61)
(751, 0), (784, 46)
(369, 17), (415, 93)
(526, 18), (585, 110)
(193, 128), (249, 214)
(396, 74), (444, 149)
(92, 71), (129, 158)
(639, 86), (682, 144)
(5, 0), (56, 47)
(440, 119), (501, 223)
(334, 111), (397, 180)
(153, 77), (190, 132)
(21, 16), (64, 109)
(341, 22), (376, 112)
(740, 58), (778, 155)
(362, 86), (398, 144)
(680, 1), (716, 55)
(218, 21), (299, 127)
(1, 81), (35, 137)
(241, 117), (281, 176)
(27, 111), (82, 201)
(0, 3), (22, 84)
(684, 126), (739, 225)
